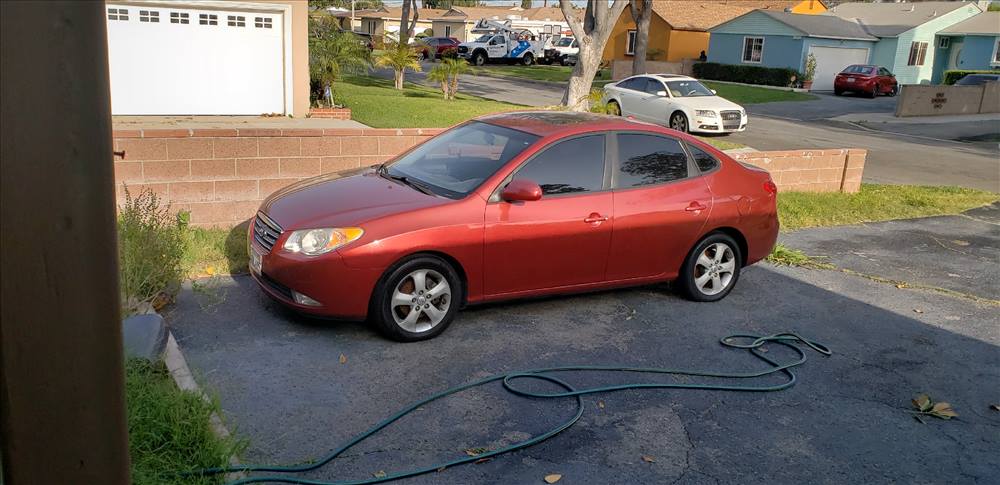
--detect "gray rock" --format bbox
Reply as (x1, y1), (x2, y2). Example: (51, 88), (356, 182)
(122, 313), (167, 360)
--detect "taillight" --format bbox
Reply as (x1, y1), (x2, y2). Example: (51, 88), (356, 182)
(764, 180), (777, 196)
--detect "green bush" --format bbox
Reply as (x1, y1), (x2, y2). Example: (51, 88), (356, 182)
(942, 69), (998, 85)
(118, 187), (185, 316)
(693, 62), (802, 87)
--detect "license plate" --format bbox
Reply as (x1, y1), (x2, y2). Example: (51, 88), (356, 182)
(847, 77), (855, 83)
(250, 249), (263, 275)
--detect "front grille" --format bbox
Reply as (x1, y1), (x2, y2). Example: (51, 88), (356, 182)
(721, 110), (742, 129)
(252, 212), (283, 253)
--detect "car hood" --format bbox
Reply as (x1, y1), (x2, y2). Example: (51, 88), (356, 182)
(261, 167), (449, 230)
(670, 95), (744, 112)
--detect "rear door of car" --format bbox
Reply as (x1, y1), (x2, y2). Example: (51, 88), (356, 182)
(616, 77), (649, 118)
(484, 133), (614, 295)
(605, 132), (713, 280)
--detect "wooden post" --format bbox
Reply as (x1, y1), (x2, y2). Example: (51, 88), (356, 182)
(1, 2), (130, 483)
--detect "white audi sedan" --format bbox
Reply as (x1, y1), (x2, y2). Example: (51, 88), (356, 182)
(603, 74), (747, 134)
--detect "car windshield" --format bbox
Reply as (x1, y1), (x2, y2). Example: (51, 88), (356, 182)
(474, 34), (493, 43)
(556, 37), (574, 47)
(665, 80), (714, 97)
(842, 65), (875, 75)
(385, 122), (539, 199)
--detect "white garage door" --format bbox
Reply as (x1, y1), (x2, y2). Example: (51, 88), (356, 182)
(106, 4), (285, 115)
(808, 46), (870, 91)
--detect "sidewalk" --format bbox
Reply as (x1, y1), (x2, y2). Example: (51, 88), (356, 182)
(112, 115), (369, 131)
(829, 111), (1000, 124)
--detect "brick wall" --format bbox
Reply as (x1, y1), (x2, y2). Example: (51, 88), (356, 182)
(113, 128), (865, 228)
(113, 127), (443, 227)
(731, 148), (866, 193)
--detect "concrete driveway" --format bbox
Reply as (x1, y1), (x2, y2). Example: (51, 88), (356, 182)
(168, 215), (999, 484)
(746, 91), (897, 121)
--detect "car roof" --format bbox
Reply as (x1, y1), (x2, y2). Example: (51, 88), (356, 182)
(619, 74), (698, 82)
(476, 111), (663, 138)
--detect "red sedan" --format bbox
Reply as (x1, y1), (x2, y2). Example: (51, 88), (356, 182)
(415, 37), (460, 60)
(834, 64), (898, 98)
(249, 112), (778, 341)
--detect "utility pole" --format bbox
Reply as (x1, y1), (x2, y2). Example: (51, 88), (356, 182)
(1, 2), (130, 484)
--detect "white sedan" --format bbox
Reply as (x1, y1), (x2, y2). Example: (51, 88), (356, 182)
(603, 74), (747, 134)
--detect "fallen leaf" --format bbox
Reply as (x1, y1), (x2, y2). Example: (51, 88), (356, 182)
(641, 455), (656, 463)
(465, 447), (487, 457)
(437, 466), (447, 472)
(544, 474), (563, 483)
(952, 240), (970, 246)
(339, 354), (347, 364)
(474, 457), (491, 465)
(990, 404), (1000, 412)
(372, 470), (387, 478)
(930, 402), (958, 419)
(895, 283), (908, 289)
(597, 401), (605, 409)
(912, 394), (932, 412)
(913, 308), (924, 314)
(205, 266), (216, 276)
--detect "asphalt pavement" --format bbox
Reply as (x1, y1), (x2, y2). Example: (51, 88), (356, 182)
(168, 212), (1000, 484)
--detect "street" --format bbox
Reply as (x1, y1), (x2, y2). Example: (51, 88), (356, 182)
(374, 65), (1000, 192)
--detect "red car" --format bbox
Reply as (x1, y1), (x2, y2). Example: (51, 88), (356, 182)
(415, 37), (460, 60)
(834, 64), (898, 98)
(249, 112), (779, 341)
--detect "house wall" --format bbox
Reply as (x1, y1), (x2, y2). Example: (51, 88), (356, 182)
(667, 30), (710, 62)
(433, 20), (470, 41)
(870, 37), (898, 69)
(603, 10), (672, 62)
(931, 36), (956, 83)
(887, 4), (981, 85)
(957, 35), (1000, 71)
(707, 33), (804, 70)
(361, 18), (382, 35)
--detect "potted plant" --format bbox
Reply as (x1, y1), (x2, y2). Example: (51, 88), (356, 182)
(802, 53), (817, 90)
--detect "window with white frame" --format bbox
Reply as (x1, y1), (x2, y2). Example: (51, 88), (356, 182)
(626, 30), (636, 56)
(254, 17), (272, 28)
(107, 8), (128, 21)
(993, 39), (1000, 65)
(907, 41), (928, 66)
(742, 37), (764, 63)
(227, 15), (246, 27)
(139, 10), (159, 23)
(938, 37), (950, 49)
(170, 12), (189, 24)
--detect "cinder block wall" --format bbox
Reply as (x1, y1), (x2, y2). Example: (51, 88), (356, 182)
(113, 129), (866, 228)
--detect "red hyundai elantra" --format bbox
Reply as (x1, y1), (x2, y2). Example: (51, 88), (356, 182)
(249, 112), (778, 341)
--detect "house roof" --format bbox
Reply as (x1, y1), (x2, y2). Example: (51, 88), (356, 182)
(650, 1), (818, 32)
(358, 7), (448, 21)
(429, 6), (574, 23)
(753, 10), (877, 40)
(829, 1), (981, 38)
(940, 11), (1000, 36)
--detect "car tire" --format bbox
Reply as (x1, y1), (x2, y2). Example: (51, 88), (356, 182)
(559, 56), (568, 66)
(522, 53), (534, 66)
(607, 100), (621, 116)
(834, 89), (843, 96)
(868, 84), (878, 98)
(370, 255), (462, 342)
(472, 51), (486, 66)
(888, 84), (899, 97)
(669, 112), (689, 133)
(677, 233), (742, 303)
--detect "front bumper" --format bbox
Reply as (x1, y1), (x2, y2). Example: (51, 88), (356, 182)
(690, 116), (747, 134)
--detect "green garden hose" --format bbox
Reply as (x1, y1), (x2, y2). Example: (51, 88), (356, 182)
(185, 332), (831, 485)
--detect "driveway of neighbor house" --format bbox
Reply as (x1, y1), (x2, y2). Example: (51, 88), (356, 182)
(168, 209), (999, 485)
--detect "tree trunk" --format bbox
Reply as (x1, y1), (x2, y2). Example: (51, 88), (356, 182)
(399, 0), (418, 45)
(440, 80), (448, 99)
(561, 43), (601, 110)
(631, 0), (653, 76)
(558, 0), (629, 111)
(394, 70), (404, 90)
(449, 75), (459, 100)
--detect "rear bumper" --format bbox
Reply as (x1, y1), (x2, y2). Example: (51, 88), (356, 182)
(834, 78), (874, 91)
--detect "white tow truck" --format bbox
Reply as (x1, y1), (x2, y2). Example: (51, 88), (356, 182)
(456, 19), (546, 66)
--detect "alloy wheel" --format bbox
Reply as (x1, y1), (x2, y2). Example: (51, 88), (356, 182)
(390, 269), (451, 333)
(670, 113), (688, 132)
(693, 243), (736, 296)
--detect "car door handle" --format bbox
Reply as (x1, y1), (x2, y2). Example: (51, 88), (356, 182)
(584, 213), (608, 223)
(685, 202), (707, 212)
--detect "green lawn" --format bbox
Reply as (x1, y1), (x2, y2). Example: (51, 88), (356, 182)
(696, 137), (745, 151)
(467, 64), (612, 86)
(703, 81), (817, 104)
(335, 75), (522, 128)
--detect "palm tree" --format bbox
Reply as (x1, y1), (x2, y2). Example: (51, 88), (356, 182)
(428, 57), (468, 100)
(375, 41), (422, 90)
(309, 19), (371, 106)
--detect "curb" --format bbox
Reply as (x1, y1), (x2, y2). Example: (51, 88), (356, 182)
(164, 331), (246, 480)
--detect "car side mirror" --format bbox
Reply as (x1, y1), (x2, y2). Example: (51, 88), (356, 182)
(711, 89), (717, 94)
(656, 90), (667, 97)
(502, 179), (542, 202)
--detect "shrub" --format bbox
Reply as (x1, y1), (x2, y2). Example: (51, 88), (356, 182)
(693, 62), (801, 87)
(118, 187), (185, 316)
(942, 69), (998, 85)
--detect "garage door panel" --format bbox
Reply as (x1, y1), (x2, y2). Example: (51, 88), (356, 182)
(107, 5), (285, 115)
(809, 46), (869, 91)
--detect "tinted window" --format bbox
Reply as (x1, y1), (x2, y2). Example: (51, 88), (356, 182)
(688, 145), (719, 173)
(514, 135), (606, 195)
(619, 77), (645, 91)
(615, 134), (688, 187)
(878, 68), (891, 76)
(388, 122), (539, 198)
(644, 78), (665, 94)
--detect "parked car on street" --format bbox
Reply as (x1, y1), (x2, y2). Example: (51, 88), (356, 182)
(457, 19), (544, 66)
(248, 112), (778, 341)
(954, 73), (1000, 86)
(543, 36), (579, 65)
(415, 37), (460, 60)
(834, 64), (898, 97)
(603, 74), (747, 134)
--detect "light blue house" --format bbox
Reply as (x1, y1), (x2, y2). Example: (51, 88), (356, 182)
(827, 1), (984, 85)
(707, 10), (878, 91)
(933, 11), (1000, 83)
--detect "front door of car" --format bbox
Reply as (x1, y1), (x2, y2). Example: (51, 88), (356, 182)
(484, 134), (613, 295)
(606, 132), (712, 280)
(877, 68), (895, 92)
(616, 77), (649, 119)
(488, 35), (507, 57)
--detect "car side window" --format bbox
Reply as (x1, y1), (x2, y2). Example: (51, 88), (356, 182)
(687, 145), (720, 173)
(644, 78), (665, 95)
(513, 135), (606, 195)
(620, 77), (645, 91)
(615, 134), (688, 188)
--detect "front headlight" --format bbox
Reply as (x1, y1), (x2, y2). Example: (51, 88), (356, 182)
(695, 110), (717, 118)
(282, 227), (364, 256)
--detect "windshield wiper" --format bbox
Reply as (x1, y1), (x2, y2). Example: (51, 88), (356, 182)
(377, 164), (436, 196)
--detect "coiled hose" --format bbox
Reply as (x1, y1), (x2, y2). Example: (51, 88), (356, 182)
(184, 332), (831, 485)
